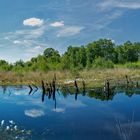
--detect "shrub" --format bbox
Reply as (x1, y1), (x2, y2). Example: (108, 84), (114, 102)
(125, 61), (140, 69)
(93, 57), (114, 68)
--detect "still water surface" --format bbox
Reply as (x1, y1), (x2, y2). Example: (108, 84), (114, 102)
(0, 86), (140, 140)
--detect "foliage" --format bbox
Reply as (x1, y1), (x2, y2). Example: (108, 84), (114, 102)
(0, 39), (139, 72)
(116, 41), (139, 63)
(125, 61), (140, 69)
(93, 57), (114, 68)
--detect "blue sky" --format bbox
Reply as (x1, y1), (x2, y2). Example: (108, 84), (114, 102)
(0, 0), (140, 62)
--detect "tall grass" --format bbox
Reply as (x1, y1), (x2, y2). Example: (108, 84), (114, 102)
(0, 68), (139, 87)
(116, 111), (135, 140)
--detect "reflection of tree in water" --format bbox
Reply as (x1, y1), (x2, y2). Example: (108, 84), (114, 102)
(1, 81), (140, 107)
(27, 75), (140, 103)
(88, 89), (114, 101)
(60, 85), (140, 101)
(85, 86), (140, 101)
(1, 85), (7, 94)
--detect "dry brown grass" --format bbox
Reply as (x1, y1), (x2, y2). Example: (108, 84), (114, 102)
(80, 68), (140, 87)
(0, 68), (139, 87)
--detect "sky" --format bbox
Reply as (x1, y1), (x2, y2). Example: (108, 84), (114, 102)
(0, 0), (140, 63)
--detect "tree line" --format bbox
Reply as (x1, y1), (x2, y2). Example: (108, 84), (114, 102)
(0, 39), (140, 72)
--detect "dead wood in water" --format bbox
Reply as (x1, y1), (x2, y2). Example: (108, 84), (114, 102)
(52, 79), (56, 100)
(41, 80), (46, 102)
(74, 80), (79, 92)
(28, 85), (33, 95)
(32, 84), (38, 94)
(74, 80), (79, 100)
(82, 79), (86, 94)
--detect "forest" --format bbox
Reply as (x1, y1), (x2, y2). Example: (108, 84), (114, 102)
(0, 39), (140, 73)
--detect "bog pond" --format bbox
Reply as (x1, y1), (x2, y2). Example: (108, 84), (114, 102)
(0, 85), (140, 140)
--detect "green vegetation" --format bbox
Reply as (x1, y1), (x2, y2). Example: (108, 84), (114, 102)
(0, 39), (139, 86)
(0, 120), (32, 140)
(0, 39), (140, 72)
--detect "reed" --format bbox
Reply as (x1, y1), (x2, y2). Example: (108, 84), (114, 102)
(0, 68), (139, 88)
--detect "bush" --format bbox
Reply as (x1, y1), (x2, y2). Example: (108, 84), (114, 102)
(125, 61), (140, 69)
(93, 57), (114, 68)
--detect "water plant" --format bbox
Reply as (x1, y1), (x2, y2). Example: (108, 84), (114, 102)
(0, 120), (32, 140)
(116, 111), (135, 140)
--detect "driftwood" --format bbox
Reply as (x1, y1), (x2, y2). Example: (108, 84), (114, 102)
(41, 81), (46, 102)
(28, 85), (33, 95)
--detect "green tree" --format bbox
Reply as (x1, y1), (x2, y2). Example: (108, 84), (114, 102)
(117, 41), (139, 63)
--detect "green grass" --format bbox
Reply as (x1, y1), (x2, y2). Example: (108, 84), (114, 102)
(115, 61), (140, 69)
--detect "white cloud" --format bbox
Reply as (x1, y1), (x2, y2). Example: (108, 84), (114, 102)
(23, 18), (44, 27)
(58, 97), (86, 108)
(52, 108), (65, 113)
(98, 0), (140, 11)
(13, 40), (21, 44)
(28, 45), (44, 53)
(57, 26), (84, 37)
(25, 109), (45, 118)
(98, 0), (116, 11)
(12, 40), (44, 49)
(15, 27), (45, 39)
(14, 92), (21, 96)
(117, 2), (140, 9)
(2, 28), (47, 62)
(93, 10), (122, 31)
(91, 0), (138, 31)
(34, 45), (43, 50)
(50, 21), (64, 27)
(6, 26), (45, 42)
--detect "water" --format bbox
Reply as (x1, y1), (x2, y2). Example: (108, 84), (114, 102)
(0, 85), (140, 140)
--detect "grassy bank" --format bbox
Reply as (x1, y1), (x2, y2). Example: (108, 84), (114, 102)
(0, 68), (140, 88)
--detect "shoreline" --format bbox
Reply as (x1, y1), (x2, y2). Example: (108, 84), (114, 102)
(0, 68), (139, 88)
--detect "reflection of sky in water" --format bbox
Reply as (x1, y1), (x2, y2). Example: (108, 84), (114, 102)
(0, 86), (140, 140)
